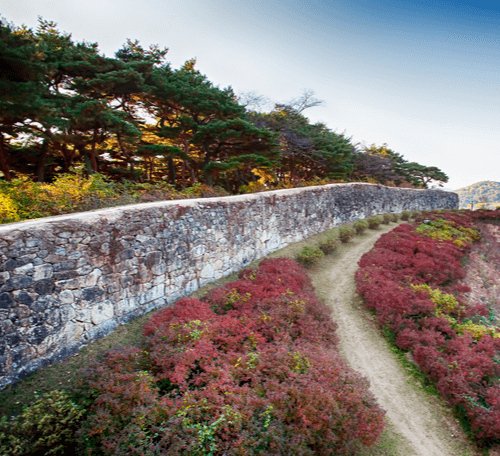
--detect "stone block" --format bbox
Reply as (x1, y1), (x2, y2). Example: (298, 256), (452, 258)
(33, 268), (54, 288)
(1, 276), (32, 292)
(55, 277), (83, 290)
(91, 300), (114, 325)
(139, 284), (165, 305)
(53, 261), (76, 272)
(79, 286), (105, 303)
(26, 238), (42, 248)
(33, 278), (55, 296)
(84, 269), (102, 287)
(0, 292), (14, 309)
(25, 324), (50, 345)
(13, 290), (33, 305)
(85, 318), (118, 341)
(13, 263), (34, 275)
(0, 272), (10, 285)
(74, 307), (92, 323)
(60, 304), (76, 321)
(200, 263), (214, 280)
(114, 296), (139, 317)
(59, 289), (74, 305)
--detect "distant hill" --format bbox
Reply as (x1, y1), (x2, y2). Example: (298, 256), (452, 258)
(454, 181), (500, 209)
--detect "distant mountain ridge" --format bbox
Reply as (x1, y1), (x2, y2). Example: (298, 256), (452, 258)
(454, 181), (500, 209)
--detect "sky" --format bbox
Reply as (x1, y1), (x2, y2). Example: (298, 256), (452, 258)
(2, 0), (499, 190)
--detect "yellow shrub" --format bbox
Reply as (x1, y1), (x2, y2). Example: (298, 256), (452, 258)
(456, 321), (500, 340)
(0, 193), (20, 223)
(411, 283), (500, 340)
(414, 218), (480, 245)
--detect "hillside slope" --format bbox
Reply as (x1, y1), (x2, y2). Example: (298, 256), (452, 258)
(455, 180), (500, 209)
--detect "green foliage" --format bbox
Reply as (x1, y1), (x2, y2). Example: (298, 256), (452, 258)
(354, 219), (369, 234)
(410, 210), (421, 219)
(319, 236), (341, 254)
(296, 245), (325, 267)
(367, 216), (383, 229)
(382, 213), (392, 224)
(0, 15), (453, 225)
(0, 390), (84, 455)
(401, 210), (410, 221)
(352, 143), (448, 188)
(338, 225), (355, 243)
(414, 217), (480, 247)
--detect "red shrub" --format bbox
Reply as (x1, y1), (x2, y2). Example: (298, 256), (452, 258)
(355, 210), (500, 443)
(77, 258), (386, 454)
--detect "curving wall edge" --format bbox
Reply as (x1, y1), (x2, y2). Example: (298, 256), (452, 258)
(0, 183), (458, 388)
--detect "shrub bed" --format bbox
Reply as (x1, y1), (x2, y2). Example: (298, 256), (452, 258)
(78, 258), (385, 455)
(2, 258), (386, 455)
(355, 209), (500, 445)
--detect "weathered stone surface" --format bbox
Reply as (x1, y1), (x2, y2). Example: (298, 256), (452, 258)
(91, 300), (114, 325)
(0, 184), (458, 389)
(1, 276), (32, 292)
(33, 264), (54, 280)
(0, 292), (14, 309)
(13, 291), (33, 306)
(13, 263), (34, 275)
(33, 279), (55, 295)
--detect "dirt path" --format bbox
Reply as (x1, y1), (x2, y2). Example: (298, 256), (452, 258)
(308, 223), (479, 456)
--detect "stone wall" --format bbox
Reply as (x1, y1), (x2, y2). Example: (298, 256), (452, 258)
(0, 183), (458, 388)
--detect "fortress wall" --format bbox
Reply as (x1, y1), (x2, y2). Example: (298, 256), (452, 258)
(0, 183), (458, 388)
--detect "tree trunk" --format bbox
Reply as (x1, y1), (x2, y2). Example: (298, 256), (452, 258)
(0, 133), (12, 181)
(181, 160), (186, 189)
(89, 127), (99, 173)
(117, 133), (135, 181)
(36, 138), (50, 182)
(168, 156), (176, 186)
(81, 149), (93, 177)
(60, 144), (77, 172)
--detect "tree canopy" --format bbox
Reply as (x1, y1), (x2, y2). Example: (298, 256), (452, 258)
(352, 143), (448, 188)
(0, 16), (448, 192)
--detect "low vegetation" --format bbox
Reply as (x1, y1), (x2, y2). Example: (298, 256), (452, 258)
(354, 219), (369, 235)
(355, 209), (500, 447)
(1, 258), (386, 455)
(295, 245), (325, 268)
(366, 216), (383, 230)
(338, 225), (356, 243)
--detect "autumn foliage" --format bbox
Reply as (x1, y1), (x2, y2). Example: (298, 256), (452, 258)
(356, 210), (500, 444)
(75, 258), (385, 455)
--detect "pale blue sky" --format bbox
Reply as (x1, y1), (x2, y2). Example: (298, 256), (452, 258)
(2, 0), (500, 189)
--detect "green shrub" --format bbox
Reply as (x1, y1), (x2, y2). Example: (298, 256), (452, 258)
(338, 226), (355, 243)
(401, 210), (410, 221)
(411, 210), (421, 219)
(0, 390), (85, 456)
(296, 246), (325, 268)
(354, 219), (368, 235)
(319, 236), (341, 255)
(367, 216), (382, 229)
(390, 213), (399, 222)
(382, 213), (392, 224)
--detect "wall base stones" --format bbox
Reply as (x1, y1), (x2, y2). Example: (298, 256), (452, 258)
(0, 183), (458, 388)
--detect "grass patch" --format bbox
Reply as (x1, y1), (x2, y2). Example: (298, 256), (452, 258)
(381, 326), (440, 398)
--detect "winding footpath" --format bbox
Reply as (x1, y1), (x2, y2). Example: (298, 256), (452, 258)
(308, 223), (479, 456)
